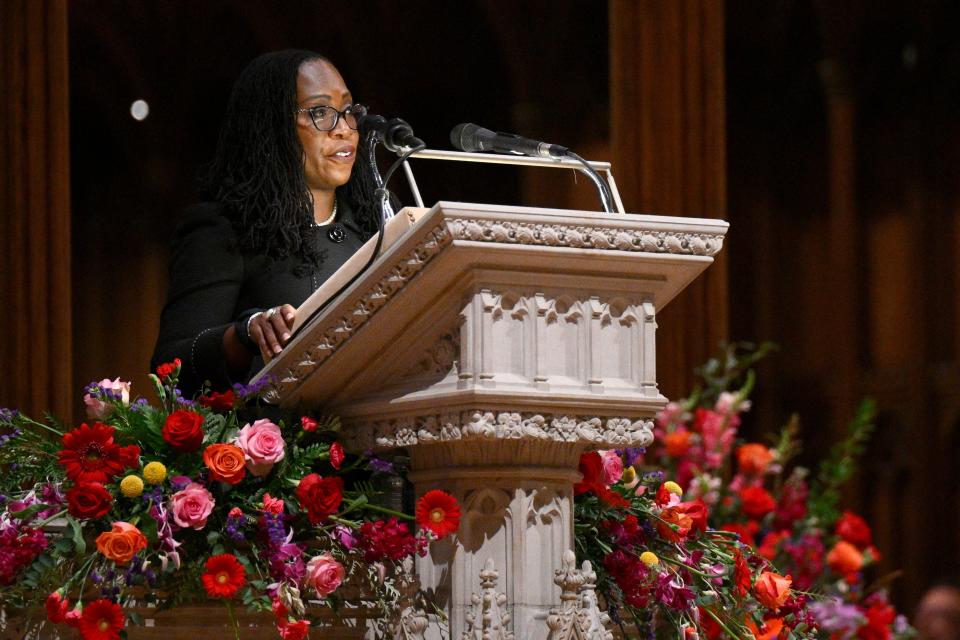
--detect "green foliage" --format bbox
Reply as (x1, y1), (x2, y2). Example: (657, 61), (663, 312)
(807, 398), (877, 526)
(693, 340), (777, 405)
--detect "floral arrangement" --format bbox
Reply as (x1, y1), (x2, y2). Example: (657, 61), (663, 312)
(0, 361), (460, 640)
(577, 344), (915, 639)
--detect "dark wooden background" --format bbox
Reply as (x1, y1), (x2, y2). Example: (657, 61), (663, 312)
(2, 0), (957, 615)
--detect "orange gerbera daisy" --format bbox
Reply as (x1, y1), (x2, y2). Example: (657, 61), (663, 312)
(415, 490), (461, 539)
(201, 553), (246, 598)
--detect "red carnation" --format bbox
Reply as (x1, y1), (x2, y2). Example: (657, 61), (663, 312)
(835, 510), (873, 549)
(162, 409), (205, 452)
(859, 598), (896, 640)
(46, 591), (69, 624)
(155, 358), (181, 380)
(58, 422), (140, 483)
(295, 474), (344, 524)
(416, 490), (461, 539)
(78, 598), (124, 640)
(201, 553), (246, 598)
(739, 486), (776, 519)
(198, 389), (235, 411)
(66, 482), (113, 520)
(329, 442), (345, 470)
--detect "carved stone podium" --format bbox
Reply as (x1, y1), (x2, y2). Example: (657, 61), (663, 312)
(255, 202), (727, 639)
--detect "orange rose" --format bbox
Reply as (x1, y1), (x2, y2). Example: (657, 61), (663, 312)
(827, 540), (863, 576)
(664, 430), (693, 457)
(736, 443), (775, 475)
(747, 617), (784, 640)
(656, 506), (693, 542)
(754, 571), (792, 610)
(95, 521), (147, 565)
(203, 443), (247, 485)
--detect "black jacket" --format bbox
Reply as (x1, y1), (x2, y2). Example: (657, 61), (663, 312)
(151, 201), (367, 396)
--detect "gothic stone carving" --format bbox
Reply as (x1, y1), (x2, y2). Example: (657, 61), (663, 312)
(341, 411), (654, 452)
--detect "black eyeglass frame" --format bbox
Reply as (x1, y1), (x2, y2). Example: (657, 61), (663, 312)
(296, 103), (367, 132)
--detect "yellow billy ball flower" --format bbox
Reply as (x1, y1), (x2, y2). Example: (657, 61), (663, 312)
(143, 461), (167, 484)
(663, 481), (683, 496)
(639, 551), (659, 567)
(621, 466), (637, 484)
(120, 475), (145, 498)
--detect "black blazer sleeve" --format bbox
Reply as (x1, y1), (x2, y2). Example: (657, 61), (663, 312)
(151, 204), (246, 397)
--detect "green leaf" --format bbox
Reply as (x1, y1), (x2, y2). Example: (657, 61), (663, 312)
(9, 503), (54, 520)
(68, 516), (87, 556)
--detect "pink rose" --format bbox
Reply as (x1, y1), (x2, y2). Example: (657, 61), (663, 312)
(235, 419), (285, 476)
(599, 450), (624, 485)
(83, 378), (131, 419)
(304, 553), (345, 598)
(169, 483), (215, 530)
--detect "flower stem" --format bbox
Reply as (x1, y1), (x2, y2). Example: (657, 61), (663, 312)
(20, 416), (64, 438)
(36, 508), (68, 528)
(225, 599), (240, 640)
(358, 502), (414, 520)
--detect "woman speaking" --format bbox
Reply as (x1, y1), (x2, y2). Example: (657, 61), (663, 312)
(151, 50), (380, 396)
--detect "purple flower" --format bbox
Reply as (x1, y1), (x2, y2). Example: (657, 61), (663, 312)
(232, 376), (273, 399)
(333, 525), (358, 550)
(653, 572), (694, 611)
(809, 598), (866, 638)
(616, 447), (645, 467)
(269, 542), (306, 583)
(169, 476), (192, 492)
(0, 408), (19, 424)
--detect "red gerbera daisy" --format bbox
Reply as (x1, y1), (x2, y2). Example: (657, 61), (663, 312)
(58, 422), (140, 484)
(78, 598), (124, 640)
(201, 553), (246, 598)
(415, 490), (461, 539)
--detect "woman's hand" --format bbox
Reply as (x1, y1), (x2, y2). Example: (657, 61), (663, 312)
(248, 305), (297, 361)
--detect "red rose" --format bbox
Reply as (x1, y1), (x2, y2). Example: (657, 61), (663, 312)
(66, 482), (113, 520)
(574, 452), (603, 495)
(835, 510), (873, 549)
(739, 486), (776, 519)
(198, 390), (235, 411)
(295, 474), (344, 524)
(300, 416), (318, 432)
(162, 409), (205, 452)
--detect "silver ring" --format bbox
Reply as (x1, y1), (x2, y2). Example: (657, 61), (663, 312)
(266, 307), (278, 319)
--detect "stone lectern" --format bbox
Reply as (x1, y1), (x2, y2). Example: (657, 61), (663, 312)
(255, 201), (727, 639)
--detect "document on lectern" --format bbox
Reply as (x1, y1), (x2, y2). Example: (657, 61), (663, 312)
(291, 207), (429, 333)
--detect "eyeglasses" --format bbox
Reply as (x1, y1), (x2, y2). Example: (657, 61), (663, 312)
(296, 103), (366, 131)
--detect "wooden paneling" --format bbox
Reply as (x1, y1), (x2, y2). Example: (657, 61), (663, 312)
(0, 0), (73, 423)
(610, 0), (729, 400)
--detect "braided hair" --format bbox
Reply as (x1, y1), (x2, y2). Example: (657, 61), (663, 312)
(205, 49), (380, 274)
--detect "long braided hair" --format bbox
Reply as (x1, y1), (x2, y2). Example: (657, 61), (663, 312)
(205, 49), (380, 274)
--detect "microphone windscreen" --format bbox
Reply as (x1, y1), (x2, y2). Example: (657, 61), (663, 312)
(450, 123), (496, 152)
(359, 113), (387, 137)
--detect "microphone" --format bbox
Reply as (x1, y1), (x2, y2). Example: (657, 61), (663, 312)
(358, 113), (424, 152)
(450, 123), (569, 158)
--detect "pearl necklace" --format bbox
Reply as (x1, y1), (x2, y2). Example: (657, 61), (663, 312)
(312, 195), (338, 227)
